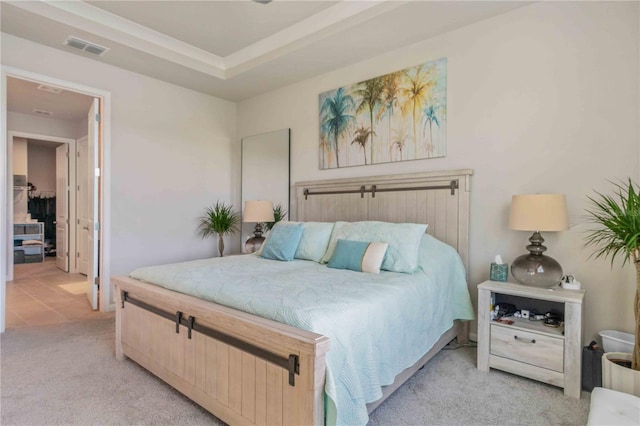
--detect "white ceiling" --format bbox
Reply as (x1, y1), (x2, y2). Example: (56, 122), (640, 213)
(7, 76), (94, 121)
(87, 1), (337, 57)
(1, 1), (529, 101)
(27, 139), (65, 149)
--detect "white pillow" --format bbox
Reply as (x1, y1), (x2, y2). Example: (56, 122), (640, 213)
(294, 222), (335, 262)
(321, 221), (427, 273)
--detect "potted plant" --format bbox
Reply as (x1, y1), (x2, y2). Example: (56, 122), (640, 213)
(197, 201), (241, 257)
(585, 179), (640, 395)
(265, 204), (288, 231)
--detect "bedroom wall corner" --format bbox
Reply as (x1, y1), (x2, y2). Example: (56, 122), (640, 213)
(236, 1), (640, 344)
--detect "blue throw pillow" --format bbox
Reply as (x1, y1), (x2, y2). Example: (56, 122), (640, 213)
(260, 222), (304, 261)
(327, 239), (388, 274)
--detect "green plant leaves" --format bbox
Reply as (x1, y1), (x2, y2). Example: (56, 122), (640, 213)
(197, 201), (240, 239)
(584, 178), (640, 267)
(265, 204), (287, 231)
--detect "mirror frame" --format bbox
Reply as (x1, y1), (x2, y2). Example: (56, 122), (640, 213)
(240, 128), (291, 251)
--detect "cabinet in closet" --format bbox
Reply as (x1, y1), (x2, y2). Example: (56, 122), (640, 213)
(14, 222), (45, 264)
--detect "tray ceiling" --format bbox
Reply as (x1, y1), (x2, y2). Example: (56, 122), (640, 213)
(1, 1), (529, 101)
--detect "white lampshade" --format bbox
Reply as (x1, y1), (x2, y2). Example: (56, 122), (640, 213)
(509, 194), (569, 232)
(243, 200), (275, 223)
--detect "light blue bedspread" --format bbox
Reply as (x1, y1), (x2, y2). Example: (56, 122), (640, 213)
(130, 235), (474, 426)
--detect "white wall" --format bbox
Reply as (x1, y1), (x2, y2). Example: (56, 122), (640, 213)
(7, 111), (79, 140)
(11, 137), (27, 176)
(2, 33), (238, 276)
(75, 117), (88, 140)
(11, 137), (28, 221)
(27, 142), (58, 194)
(237, 1), (640, 342)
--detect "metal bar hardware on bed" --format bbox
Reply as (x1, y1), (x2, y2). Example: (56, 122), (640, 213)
(303, 180), (459, 200)
(115, 276), (330, 425)
(121, 291), (300, 386)
(113, 169), (473, 426)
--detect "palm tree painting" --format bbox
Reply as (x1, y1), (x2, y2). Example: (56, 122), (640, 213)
(378, 72), (401, 162)
(391, 128), (408, 162)
(319, 135), (329, 169)
(351, 126), (375, 164)
(320, 87), (356, 168)
(319, 57), (446, 169)
(422, 104), (440, 157)
(353, 77), (384, 164)
(400, 65), (433, 156)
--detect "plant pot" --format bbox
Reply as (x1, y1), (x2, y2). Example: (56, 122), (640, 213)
(602, 352), (640, 397)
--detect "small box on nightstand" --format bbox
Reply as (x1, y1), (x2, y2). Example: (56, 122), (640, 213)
(489, 263), (508, 281)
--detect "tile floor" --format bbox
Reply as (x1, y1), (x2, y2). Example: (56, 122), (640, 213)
(6, 258), (114, 328)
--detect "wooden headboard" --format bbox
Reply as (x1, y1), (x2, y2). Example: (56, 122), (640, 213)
(294, 169), (473, 273)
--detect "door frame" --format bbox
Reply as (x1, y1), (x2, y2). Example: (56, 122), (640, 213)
(1, 66), (113, 332)
(7, 131), (77, 280)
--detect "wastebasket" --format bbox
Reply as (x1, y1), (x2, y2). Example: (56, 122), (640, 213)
(582, 340), (604, 391)
(599, 330), (634, 353)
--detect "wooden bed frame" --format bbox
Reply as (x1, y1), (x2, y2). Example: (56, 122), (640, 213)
(113, 169), (472, 425)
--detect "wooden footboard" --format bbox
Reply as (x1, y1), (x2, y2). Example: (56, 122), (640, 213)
(113, 276), (330, 426)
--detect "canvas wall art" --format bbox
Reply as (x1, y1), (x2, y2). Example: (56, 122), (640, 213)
(319, 57), (447, 169)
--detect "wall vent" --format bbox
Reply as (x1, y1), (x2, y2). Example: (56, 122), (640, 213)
(63, 36), (109, 56)
(33, 109), (53, 116)
(36, 84), (63, 94)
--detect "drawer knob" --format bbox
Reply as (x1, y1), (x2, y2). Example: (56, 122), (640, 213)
(514, 335), (536, 344)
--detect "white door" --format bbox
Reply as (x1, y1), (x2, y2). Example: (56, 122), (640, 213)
(55, 144), (69, 272)
(77, 136), (89, 276)
(86, 99), (100, 310)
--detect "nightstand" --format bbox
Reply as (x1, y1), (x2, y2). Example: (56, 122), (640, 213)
(477, 280), (585, 398)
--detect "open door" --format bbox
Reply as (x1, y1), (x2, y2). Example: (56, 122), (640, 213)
(77, 136), (88, 276)
(55, 144), (69, 272)
(86, 99), (99, 310)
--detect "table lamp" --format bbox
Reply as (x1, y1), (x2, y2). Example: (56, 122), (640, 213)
(509, 194), (569, 288)
(243, 200), (275, 253)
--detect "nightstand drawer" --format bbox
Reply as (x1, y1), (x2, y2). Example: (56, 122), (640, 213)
(490, 324), (564, 372)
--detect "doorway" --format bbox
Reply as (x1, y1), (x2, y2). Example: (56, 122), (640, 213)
(16, 137), (73, 267)
(6, 77), (95, 327)
(1, 67), (112, 332)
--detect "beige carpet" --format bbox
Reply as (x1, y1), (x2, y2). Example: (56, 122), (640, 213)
(1, 318), (591, 425)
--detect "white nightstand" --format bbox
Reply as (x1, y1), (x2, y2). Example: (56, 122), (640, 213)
(477, 280), (585, 398)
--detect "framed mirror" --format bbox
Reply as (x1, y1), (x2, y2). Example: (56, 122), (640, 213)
(241, 128), (290, 252)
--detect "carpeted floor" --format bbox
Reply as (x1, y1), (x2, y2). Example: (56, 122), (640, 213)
(1, 317), (591, 425)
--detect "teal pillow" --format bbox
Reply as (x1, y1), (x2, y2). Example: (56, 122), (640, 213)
(321, 221), (427, 273)
(294, 222), (334, 262)
(260, 222), (304, 261)
(327, 239), (388, 274)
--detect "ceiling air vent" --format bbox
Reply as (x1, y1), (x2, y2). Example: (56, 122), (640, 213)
(33, 109), (53, 117)
(36, 84), (63, 94)
(63, 36), (109, 56)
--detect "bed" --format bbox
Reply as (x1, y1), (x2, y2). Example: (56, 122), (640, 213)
(113, 169), (473, 426)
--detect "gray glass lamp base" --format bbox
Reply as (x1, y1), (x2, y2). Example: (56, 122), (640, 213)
(511, 254), (563, 288)
(245, 223), (266, 254)
(511, 231), (563, 288)
(245, 236), (265, 254)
